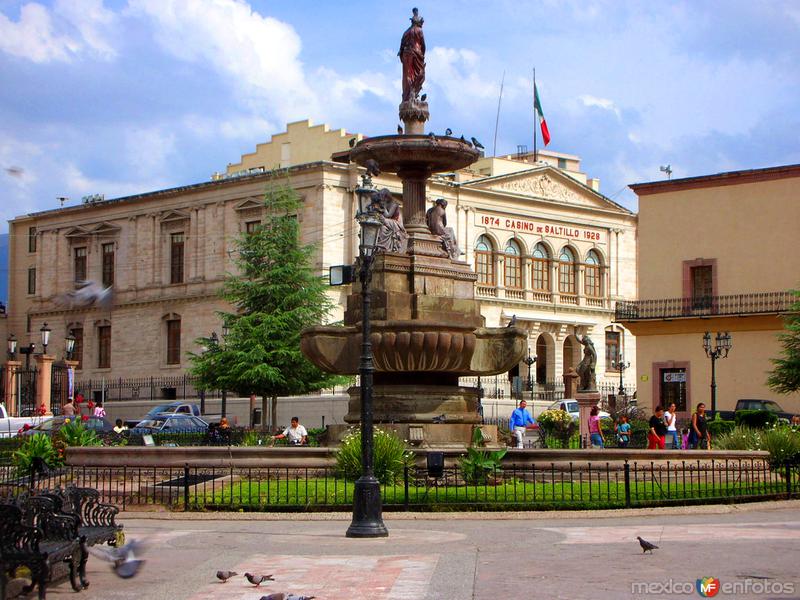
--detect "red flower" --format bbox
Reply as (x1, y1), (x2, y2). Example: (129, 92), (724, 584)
(87, 401), (95, 410)
(36, 404), (47, 416)
(82, 415), (89, 422)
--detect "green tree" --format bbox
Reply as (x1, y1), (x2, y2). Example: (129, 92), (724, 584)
(189, 182), (345, 429)
(767, 290), (800, 394)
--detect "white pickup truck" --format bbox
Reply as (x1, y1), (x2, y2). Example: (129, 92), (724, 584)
(0, 404), (52, 438)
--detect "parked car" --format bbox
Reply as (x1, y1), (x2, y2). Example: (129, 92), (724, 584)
(0, 404), (53, 438)
(715, 399), (794, 422)
(130, 415), (209, 435)
(17, 415), (114, 437)
(546, 400), (610, 421)
(125, 402), (219, 428)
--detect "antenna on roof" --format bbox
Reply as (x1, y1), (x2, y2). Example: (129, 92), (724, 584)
(660, 164), (672, 179)
(57, 196), (68, 207)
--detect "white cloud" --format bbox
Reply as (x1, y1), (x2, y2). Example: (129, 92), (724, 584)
(579, 94), (621, 119)
(123, 126), (176, 177)
(0, 1), (116, 63)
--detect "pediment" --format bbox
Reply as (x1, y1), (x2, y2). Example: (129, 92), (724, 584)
(463, 166), (631, 213)
(90, 222), (121, 236)
(159, 209), (191, 223)
(233, 197), (265, 212)
(64, 226), (91, 238)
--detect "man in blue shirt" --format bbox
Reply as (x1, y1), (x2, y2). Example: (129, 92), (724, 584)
(509, 400), (537, 448)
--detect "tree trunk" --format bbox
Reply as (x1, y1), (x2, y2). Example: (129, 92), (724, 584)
(261, 395), (268, 432)
(270, 395), (278, 432)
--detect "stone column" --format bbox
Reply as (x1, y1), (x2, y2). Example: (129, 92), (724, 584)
(65, 360), (79, 401)
(4, 360), (21, 415)
(397, 165), (431, 232)
(576, 389), (602, 448)
(34, 354), (55, 415)
(551, 261), (560, 303)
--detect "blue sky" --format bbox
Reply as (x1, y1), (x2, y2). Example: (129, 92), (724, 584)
(1, 0), (799, 235)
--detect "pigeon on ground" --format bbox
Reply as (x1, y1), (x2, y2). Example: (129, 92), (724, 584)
(216, 570), (238, 583)
(445, 128), (453, 136)
(364, 158), (381, 177)
(420, 93), (427, 101)
(397, 124), (404, 134)
(246, 573), (276, 586)
(637, 536), (659, 554)
(349, 137), (356, 148)
(88, 540), (146, 579)
(260, 594), (316, 600)
(507, 314), (517, 327)
(471, 137), (485, 150)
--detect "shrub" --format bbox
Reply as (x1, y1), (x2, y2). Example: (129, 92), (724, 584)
(714, 426), (762, 451)
(56, 420), (101, 447)
(735, 410), (778, 429)
(458, 447), (507, 485)
(537, 409), (576, 448)
(708, 418), (736, 438)
(12, 434), (62, 474)
(336, 428), (413, 485)
(759, 426), (800, 468)
(240, 430), (270, 446)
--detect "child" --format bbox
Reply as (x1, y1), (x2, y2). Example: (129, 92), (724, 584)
(681, 428), (690, 450)
(615, 415), (631, 448)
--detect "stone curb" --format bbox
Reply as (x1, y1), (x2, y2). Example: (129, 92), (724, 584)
(118, 498), (800, 522)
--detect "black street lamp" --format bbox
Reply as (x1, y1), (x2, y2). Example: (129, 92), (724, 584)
(703, 331), (732, 414)
(19, 344), (35, 370)
(7, 334), (17, 360)
(40, 323), (52, 354)
(346, 174), (388, 539)
(65, 330), (76, 361)
(207, 331), (227, 418)
(523, 346), (536, 392)
(612, 356), (630, 397)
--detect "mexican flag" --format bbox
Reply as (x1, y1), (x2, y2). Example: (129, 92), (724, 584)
(534, 83), (551, 146)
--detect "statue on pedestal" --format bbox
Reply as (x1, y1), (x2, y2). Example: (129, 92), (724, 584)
(576, 335), (597, 392)
(426, 198), (461, 260)
(371, 188), (408, 254)
(399, 8), (426, 102)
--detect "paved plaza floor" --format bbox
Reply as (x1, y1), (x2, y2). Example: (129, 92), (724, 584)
(37, 501), (800, 600)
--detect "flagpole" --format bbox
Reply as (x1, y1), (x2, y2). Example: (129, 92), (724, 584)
(533, 68), (538, 163)
(492, 70), (506, 157)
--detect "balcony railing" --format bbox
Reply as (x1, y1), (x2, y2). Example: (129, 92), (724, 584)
(615, 291), (795, 321)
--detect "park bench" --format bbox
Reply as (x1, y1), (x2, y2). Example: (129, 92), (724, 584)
(0, 501), (83, 600)
(53, 486), (122, 549)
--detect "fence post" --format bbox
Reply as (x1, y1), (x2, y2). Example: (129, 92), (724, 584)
(623, 461), (631, 508)
(403, 466), (410, 511)
(184, 463), (190, 511)
(786, 461), (792, 497)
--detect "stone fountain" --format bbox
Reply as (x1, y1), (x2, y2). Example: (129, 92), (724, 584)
(301, 8), (527, 447)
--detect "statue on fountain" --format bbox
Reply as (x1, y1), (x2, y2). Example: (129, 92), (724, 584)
(576, 335), (598, 392)
(371, 188), (408, 254)
(399, 8), (426, 102)
(426, 198), (461, 260)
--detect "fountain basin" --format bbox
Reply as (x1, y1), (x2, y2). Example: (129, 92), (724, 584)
(301, 321), (527, 376)
(350, 135), (480, 174)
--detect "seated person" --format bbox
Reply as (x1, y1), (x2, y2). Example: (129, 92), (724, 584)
(113, 418), (128, 434)
(272, 417), (308, 446)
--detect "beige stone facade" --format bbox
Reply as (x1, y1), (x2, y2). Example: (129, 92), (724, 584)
(618, 164), (800, 417)
(6, 120), (637, 398)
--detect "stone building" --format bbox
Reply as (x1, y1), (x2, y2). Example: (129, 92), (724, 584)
(5, 120), (637, 402)
(616, 164), (800, 417)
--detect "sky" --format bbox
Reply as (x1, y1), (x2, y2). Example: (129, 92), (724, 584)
(1, 0), (799, 235)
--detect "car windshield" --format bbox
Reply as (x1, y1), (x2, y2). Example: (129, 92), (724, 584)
(147, 404), (177, 415)
(35, 419), (60, 431)
(761, 401), (784, 412)
(565, 401), (578, 412)
(137, 419), (166, 429)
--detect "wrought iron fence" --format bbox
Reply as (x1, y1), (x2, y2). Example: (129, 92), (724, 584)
(16, 367), (37, 417)
(1, 459), (796, 512)
(615, 291), (795, 321)
(50, 363), (70, 416)
(74, 375), (223, 403)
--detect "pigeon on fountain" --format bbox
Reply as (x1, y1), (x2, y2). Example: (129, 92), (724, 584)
(445, 128), (453, 136)
(349, 137), (357, 148)
(364, 159), (381, 177)
(397, 124), (404, 134)
(459, 135), (471, 146)
(471, 137), (484, 150)
(421, 93), (427, 101)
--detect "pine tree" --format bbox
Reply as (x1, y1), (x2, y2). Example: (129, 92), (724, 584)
(767, 290), (800, 394)
(189, 182), (345, 429)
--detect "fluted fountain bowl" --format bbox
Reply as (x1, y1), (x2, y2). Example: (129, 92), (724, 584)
(301, 321), (527, 376)
(350, 135), (480, 174)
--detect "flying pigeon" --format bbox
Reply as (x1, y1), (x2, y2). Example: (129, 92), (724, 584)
(216, 570), (238, 583)
(4, 166), (24, 178)
(637, 536), (659, 554)
(53, 280), (113, 310)
(364, 159), (381, 177)
(420, 93), (427, 101)
(471, 137), (484, 150)
(88, 540), (146, 579)
(348, 137), (356, 148)
(445, 128), (453, 136)
(259, 594), (316, 600)
(507, 314), (517, 327)
(246, 573), (276, 586)
(397, 124), (404, 134)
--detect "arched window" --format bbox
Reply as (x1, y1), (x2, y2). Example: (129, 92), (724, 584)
(532, 243), (550, 291)
(584, 250), (602, 297)
(504, 239), (522, 289)
(475, 236), (495, 285)
(558, 247), (576, 294)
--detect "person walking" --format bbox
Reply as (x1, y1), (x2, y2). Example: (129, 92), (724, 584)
(648, 405), (667, 449)
(588, 406), (604, 448)
(664, 402), (680, 449)
(62, 398), (76, 417)
(691, 403), (712, 449)
(509, 400), (537, 449)
(615, 415), (631, 448)
(93, 400), (106, 419)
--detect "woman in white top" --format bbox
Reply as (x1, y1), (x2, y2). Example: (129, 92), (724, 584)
(664, 402), (679, 449)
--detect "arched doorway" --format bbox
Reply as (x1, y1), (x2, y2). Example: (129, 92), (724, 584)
(563, 334), (581, 374)
(536, 334), (550, 384)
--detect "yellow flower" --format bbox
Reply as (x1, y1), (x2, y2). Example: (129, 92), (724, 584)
(64, 418), (71, 424)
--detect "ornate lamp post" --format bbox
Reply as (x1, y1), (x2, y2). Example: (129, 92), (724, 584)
(703, 331), (732, 414)
(612, 356), (630, 397)
(40, 323), (52, 354)
(64, 331), (76, 361)
(523, 346), (536, 393)
(346, 174), (388, 538)
(7, 334), (17, 361)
